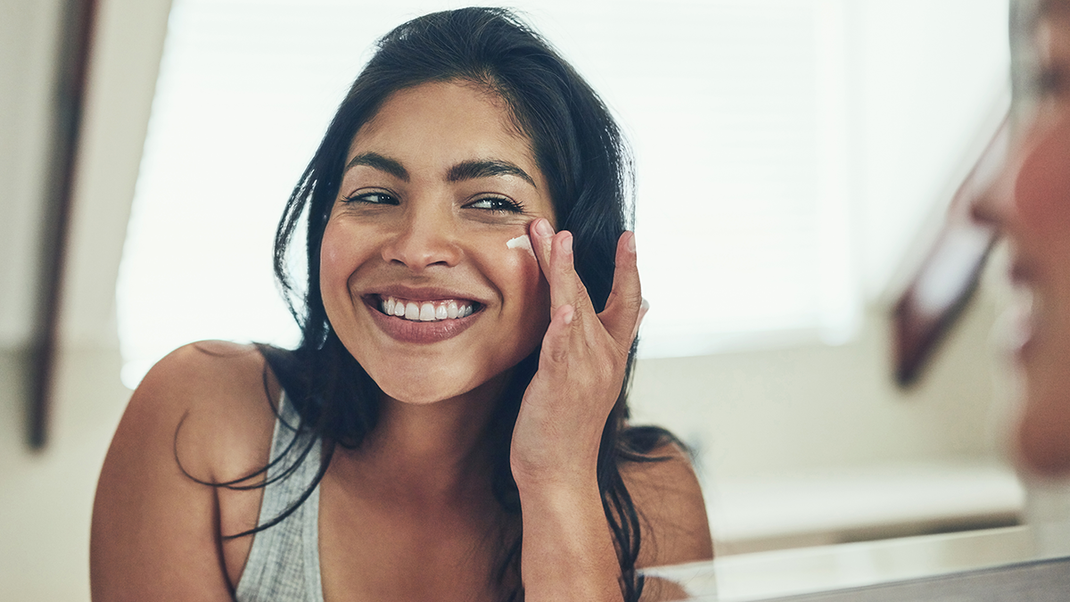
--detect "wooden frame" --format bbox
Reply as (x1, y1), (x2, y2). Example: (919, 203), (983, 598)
(27, 0), (99, 449)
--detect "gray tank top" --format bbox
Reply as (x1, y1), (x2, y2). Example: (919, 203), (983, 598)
(235, 394), (325, 601)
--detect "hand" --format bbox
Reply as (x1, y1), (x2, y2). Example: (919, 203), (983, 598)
(509, 218), (643, 488)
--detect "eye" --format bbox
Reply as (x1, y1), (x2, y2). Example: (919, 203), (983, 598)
(342, 191), (399, 205)
(466, 196), (523, 213)
(1037, 65), (1070, 97)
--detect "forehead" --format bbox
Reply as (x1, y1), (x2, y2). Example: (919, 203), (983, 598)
(1037, 0), (1070, 25)
(1036, 2), (1070, 55)
(348, 81), (533, 163)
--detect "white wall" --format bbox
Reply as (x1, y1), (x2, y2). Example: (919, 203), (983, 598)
(0, 0), (171, 598)
(0, 0), (63, 347)
(630, 281), (1013, 482)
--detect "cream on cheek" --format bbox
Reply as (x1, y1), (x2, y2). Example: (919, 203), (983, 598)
(506, 234), (535, 257)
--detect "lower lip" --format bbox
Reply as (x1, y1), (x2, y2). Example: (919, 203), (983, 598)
(1014, 329), (1035, 361)
(365, 299), (478, 344)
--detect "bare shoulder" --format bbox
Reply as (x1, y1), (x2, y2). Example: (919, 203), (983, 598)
(620, 439), (714, 569)
(139, 341), (280, 480)
(90, 341), (279, 600)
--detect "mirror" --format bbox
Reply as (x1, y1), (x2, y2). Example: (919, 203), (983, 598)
(112, 0), (1023, 567)
(6, 0), (1065, 599)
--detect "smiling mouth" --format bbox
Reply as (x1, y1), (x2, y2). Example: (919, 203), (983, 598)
(376, 295), (481, 322)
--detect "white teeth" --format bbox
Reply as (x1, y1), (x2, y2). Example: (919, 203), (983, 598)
(380, 296), (476, 323)
(404, 302), (420, 320)
(419, 303), (436, 321)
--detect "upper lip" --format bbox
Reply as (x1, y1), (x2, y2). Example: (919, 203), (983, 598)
(362, 284), (489, 305)
(1009, 260), (1035, 286)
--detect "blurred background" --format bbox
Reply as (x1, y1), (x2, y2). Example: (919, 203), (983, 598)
(0, 0), (1040, 598)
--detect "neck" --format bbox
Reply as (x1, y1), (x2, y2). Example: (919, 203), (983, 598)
(332, 373), (512, 505)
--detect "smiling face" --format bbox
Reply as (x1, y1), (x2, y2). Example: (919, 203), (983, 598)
(974, 2), (1070, 472)
(319, 81), (554, 405)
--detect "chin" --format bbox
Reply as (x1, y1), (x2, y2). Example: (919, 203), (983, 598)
(1016, 376), (1070, 476)
(375, 379), (464, 405)
(1017, 421), (1070, 477)
(373, 370), (504, 406)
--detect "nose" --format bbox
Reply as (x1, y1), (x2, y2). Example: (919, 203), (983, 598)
(380, 202), (462, 271)
(968, 115), (1015, 230)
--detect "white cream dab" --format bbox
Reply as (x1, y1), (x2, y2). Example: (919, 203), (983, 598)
(506, 235), (535, 257)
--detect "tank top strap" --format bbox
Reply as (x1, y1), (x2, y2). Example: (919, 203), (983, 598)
(234, 392), (324, 602)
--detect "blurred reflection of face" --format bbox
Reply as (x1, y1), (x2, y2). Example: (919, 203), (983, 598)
(975, 2), (1070, 473)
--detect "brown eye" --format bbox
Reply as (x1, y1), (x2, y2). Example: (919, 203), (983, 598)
(343, 191), (399, 205)
(1033, 61), (1070, 96)
(467, 196), (523, 213)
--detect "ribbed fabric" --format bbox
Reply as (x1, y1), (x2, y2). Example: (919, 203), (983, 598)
(235, 394), (324, 602)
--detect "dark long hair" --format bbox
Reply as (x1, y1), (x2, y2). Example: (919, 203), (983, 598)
(227, 7), (677, 600)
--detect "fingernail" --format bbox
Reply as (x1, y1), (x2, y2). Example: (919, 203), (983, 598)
(627, 231), (636, 253)
(534, 219), (554, 238)
(561, 232), (573, 254)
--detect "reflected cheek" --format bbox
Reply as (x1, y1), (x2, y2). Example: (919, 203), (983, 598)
(1014, 114), (1070, 235)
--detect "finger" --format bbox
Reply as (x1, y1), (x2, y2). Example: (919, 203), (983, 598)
(529, 217), (597, 319)
(600, 231), (643, 345)
(629, 298), (650, 342)
(539, 303), (577, 366)
(547, 229), (597, 319)
(528, 218), (556, 276)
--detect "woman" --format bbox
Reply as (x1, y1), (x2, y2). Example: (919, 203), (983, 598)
(973, 0), (1070, 475)
(90, 7), (712, 602)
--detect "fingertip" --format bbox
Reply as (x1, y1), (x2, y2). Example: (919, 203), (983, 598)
(616, 232), (638, 268)
(532, 218), (554, 239)
(561, 231), (573, 255)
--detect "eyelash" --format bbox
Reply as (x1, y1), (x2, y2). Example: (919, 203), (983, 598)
(342, 191), (524, 214)
(465, 196), (525, 213)
(341, 191), (399, 205)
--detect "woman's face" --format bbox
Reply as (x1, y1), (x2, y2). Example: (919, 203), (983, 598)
(975, 3), (1070, 472)
(319, 81), (555, 405)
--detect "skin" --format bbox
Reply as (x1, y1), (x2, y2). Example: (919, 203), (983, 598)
(90, 80), (712, 601)
(973, 2), (1070, 475)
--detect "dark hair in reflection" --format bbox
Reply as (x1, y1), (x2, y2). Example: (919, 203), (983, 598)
(223, 7), (676, 600)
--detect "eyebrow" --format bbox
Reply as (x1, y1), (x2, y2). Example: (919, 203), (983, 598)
(448, 159), (537, 189)
(344, 152), (409, 181)
(343, 153), (537, 189)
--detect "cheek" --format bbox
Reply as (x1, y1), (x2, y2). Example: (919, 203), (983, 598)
(480, 239), (550, 346)
(504, 245), (549, 313)
(319, 225), (342, 284)
(1015, 112), (1070, 235)
(319, 221), (361, 303)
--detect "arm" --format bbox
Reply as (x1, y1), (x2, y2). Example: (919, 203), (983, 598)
(626, 443), (714, 601)
(90, 342), (272, 600)
(510, 220), (643, 602)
